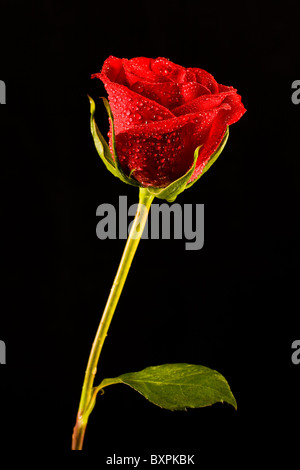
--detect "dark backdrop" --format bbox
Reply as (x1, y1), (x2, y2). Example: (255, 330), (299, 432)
(1, 0), (299, 461)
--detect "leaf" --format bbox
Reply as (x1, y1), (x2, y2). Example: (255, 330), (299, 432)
(98, 363), (237, 411)
(145, 145), (201, 203)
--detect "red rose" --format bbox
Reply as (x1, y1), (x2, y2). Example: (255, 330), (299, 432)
(92, 56), (246, 188)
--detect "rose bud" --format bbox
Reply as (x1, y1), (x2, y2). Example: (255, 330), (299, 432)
(91, 56), (246, 192)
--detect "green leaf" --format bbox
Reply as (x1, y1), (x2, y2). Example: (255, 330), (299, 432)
(98, 363), (237, 411)
(186, 126), (229, 190)
(144, 145), (201, 203)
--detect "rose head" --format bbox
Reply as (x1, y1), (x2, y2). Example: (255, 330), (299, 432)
(92, 56), (246, 188)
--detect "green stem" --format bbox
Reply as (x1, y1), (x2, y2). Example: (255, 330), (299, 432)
(72, 187), (154, 450)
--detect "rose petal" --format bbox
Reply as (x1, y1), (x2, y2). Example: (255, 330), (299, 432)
(188, 96), (246, 183)
(124, 58), (202, 110)
(113, 104), (231, 187)
(189, 67), (219, 93)
(115, 127), (192, 187)
(151, 57), (187, 82)
(123, 57), (160, 84)
(172, 90), (239, 116)
(218, 83), (237, 93)
(129, 80), (183, 110)
(189, 111), (229, 183)
(97, 75), (175, 133)
(220, 92), (246, 125)
(94, 56), (126, 85)
(179, 81), (211, 104)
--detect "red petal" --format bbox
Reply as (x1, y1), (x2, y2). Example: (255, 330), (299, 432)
(123, 57), (159, 84)
(189, 67), (219, 93)
(188, 98), (246, 183)
(188, 112), (229, 183)
(115, 119), (194, 187)
(123, 57), (197, 110)
(220, 92), (246, 125)
(94, 56), (126, 85)
(129, 80), (183, 110)
(113, 104), (231, 187)
(151, 57), (187, 82)
(180, 81), (211, 103)
(172, 90), (238, 116)
(98, 78), (174, 134)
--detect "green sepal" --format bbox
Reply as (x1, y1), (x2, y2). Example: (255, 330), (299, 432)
(96, 363), (237, 411)
(89, 95), (140, 187)
(89, 95), (119, 178)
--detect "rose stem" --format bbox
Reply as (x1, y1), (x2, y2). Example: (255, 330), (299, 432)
(72, 187), (155, 450)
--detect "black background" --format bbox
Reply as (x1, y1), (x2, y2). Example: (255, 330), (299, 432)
(1, 0), (300, 462)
